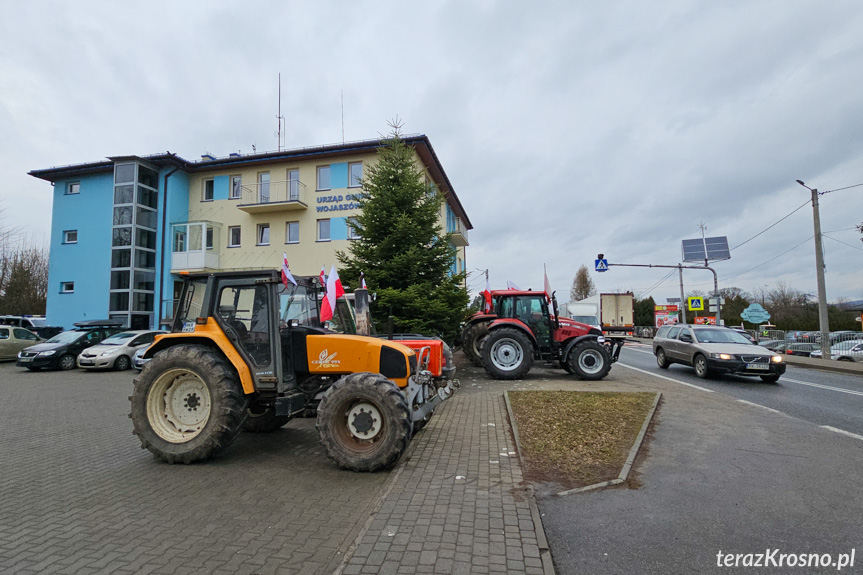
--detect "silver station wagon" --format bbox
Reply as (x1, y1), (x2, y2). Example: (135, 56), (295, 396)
(653, 325), (786, 383)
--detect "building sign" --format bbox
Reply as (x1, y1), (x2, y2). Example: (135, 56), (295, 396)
(741, 303), (771, 324)
(695, 316), (716, 325)
(316, 193), (363, 212)
(654, 305), (680, 328)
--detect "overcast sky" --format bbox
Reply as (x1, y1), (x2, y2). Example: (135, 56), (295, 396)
(2, 1), (862, 306)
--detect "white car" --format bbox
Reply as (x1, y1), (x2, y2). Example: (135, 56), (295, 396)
(77, 330), (164, 371)
(810, 339), (863, 362)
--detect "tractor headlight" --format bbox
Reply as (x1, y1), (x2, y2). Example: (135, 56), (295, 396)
(597, 336), (606, 344)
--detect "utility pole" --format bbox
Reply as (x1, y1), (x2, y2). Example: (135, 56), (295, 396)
(796, 180), (831, 359)
(678, 266), (686, 325)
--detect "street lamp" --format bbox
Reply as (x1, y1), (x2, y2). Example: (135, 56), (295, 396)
(796, 180), (831, 360)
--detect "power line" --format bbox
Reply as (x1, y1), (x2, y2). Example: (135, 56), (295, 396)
(822, 182), (863, 195)
(730, 199), (811, 251)
(721, 236), (813, 281)
(635, 269), (677, 299)
(823, 234), (863, 252)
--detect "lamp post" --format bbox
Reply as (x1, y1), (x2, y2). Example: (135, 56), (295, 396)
(796, 180), (831, 360)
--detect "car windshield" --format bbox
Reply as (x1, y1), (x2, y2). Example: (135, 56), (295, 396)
(46, 330), (85, 344)
(694, 328), (753, 345)
(28, 318), (47, 327)
(100, 332), (137, 345)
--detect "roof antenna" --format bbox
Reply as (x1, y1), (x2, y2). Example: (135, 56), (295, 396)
(341, 89), (345, 144)
(276, 73), (285, 151)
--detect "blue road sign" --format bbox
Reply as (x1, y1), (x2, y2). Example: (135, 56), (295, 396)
(595, 259), (608, 272)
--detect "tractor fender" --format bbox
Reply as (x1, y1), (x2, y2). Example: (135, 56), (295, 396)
(464, 313), (496, 328)
(487, 318), (539, 351)
(144, 318), (256, 394)
(562, 334), (604, 362)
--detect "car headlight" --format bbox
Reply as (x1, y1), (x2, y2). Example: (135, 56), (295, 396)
(771, 356), (783, 363)
(710, 353), (734, 360)
(100, 349), (119, 357)
(38, 350), (56, 356)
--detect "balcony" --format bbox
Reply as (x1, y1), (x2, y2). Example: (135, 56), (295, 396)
(447, 217), (469, 247)
(236, 179), (308, 213)
(171, 221), (220, 272)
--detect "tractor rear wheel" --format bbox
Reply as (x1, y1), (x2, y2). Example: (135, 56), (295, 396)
(129, 344), (249, 464)
(462, 321), (490, 367)
(568, 341), (612, 381)
(243, 403), (291, 433)
(481, 328), (534, 380)
(316, 372), (412, 472)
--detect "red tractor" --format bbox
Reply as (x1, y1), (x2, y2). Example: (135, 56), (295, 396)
(461, 290), (623, 380)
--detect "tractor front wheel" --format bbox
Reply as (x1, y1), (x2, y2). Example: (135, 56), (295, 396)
(481, 328), (534, 380)
(316, 372), (412, 472)
(462, 322), (490, 367)
(568, 341), (612, 381)
(129, 344), (249, 464)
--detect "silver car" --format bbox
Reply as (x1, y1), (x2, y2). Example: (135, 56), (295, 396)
(810, 339), (863, 362)
(77, 330), (164, 371)
(653, 325), (786, 383)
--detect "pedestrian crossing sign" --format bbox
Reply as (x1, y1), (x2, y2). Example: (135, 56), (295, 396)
(688, 297), (704, 311)
(595, 259), (608, 272)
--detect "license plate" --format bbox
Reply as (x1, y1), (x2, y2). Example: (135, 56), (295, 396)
(747, 363), (769, 370)
(182, 321), (196, 333)
(19, 357), (31, 363)
(79, 360), (93, 366)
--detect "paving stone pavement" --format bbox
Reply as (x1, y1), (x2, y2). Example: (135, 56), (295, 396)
(338, 391), (547, 575)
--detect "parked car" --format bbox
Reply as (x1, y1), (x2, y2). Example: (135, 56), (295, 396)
(0, 315), (63, 339)
(757, 339), (786, 352)
(653, 324), (786, 383)
(77, 330), (165, 371)
(0, 326), (42, 361)
(132, 346), (150, 371)
(784, 342), (819, 357)
(733, 329), (756, 344)
(16, 319), (124, 371)
(810, 339), (863, 362)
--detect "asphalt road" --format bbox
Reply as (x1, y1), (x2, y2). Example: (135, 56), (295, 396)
(620, 342), (863, 438)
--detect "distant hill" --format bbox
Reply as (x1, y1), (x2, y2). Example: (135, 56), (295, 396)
(837, 300), (863, 310)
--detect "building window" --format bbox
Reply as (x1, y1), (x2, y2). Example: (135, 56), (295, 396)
(286, 221), (299, 244)
(230, 175), (242, 199)
(67, 182), (80, 195)
(257, 224), (270, 246)
(228, 226), (241, 247)
(203, 179), (214, 201)
(206, 227), (214, 250)
(317, 165), (331, 191)
(60, 281), (75, 293)
(258, 172), (270, 203)
(63, 230), (78, 244)
(288, 169), (300, 201)
(349, 162), (362, 188)
(347, 217), (361, 240)
(317, 219), (330, 242)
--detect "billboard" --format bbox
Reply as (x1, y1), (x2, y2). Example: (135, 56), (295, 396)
(694, 316), (716, 325)
(654, 305), (680, 328)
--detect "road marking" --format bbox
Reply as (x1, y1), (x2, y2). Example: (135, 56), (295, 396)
(736, 399), (782, 414)
(616, 363), (714, 393)
(781, 377), (863, 397)
(820, 426), (863, 442)
(626, 347), (655, 355)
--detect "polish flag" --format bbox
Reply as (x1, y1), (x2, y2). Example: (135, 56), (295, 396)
(319, 266), (326, 288)
(360, 272), (367, 289)
(281, 253), (297, 288)
(544, 264), (552, 301)
(506, 281), (521, 291)
(320, 265), (346, 322)
(482, 276), (493, 313)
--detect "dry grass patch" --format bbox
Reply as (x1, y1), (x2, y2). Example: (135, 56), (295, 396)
(508, 391), (656, 489)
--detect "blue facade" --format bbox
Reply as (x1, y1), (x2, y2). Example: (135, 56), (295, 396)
(330, 217), (348, 241)
(46, 173), (114, 329)
(213, 175), (229, 201)
(156, 169), (190, 321)
(330, 162), (348, 189)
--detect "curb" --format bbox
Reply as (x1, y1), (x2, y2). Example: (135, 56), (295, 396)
(504, 391), (556, 575)
(554, 391), (661, 496)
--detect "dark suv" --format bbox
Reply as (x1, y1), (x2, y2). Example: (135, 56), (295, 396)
(653, 324), (786, 383)
(16, 320), (125, 371)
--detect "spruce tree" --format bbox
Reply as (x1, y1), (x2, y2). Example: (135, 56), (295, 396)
(337, 123), (468, 343)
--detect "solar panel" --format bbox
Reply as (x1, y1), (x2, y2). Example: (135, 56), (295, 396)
(682, 236), (730, 262)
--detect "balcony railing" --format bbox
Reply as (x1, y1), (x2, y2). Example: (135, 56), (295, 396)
(171, 221), (220, 272)
(447, 217), (469, 246)
(236, 180), (308, 213)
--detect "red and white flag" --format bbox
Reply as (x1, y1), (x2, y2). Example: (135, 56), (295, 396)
(319, 265), (326, 288)
(360, 272), (367, 289)
(506, 281), (521, 291)
(281, 253), (297, 288)
(544, 264), (552, 301)
(482, 276), (493, 313)
(320, 265), (346, 322)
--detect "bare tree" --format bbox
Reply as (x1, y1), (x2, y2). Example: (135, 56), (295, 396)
(570, 265), (596, 301)
(0, 204), (48, 314)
